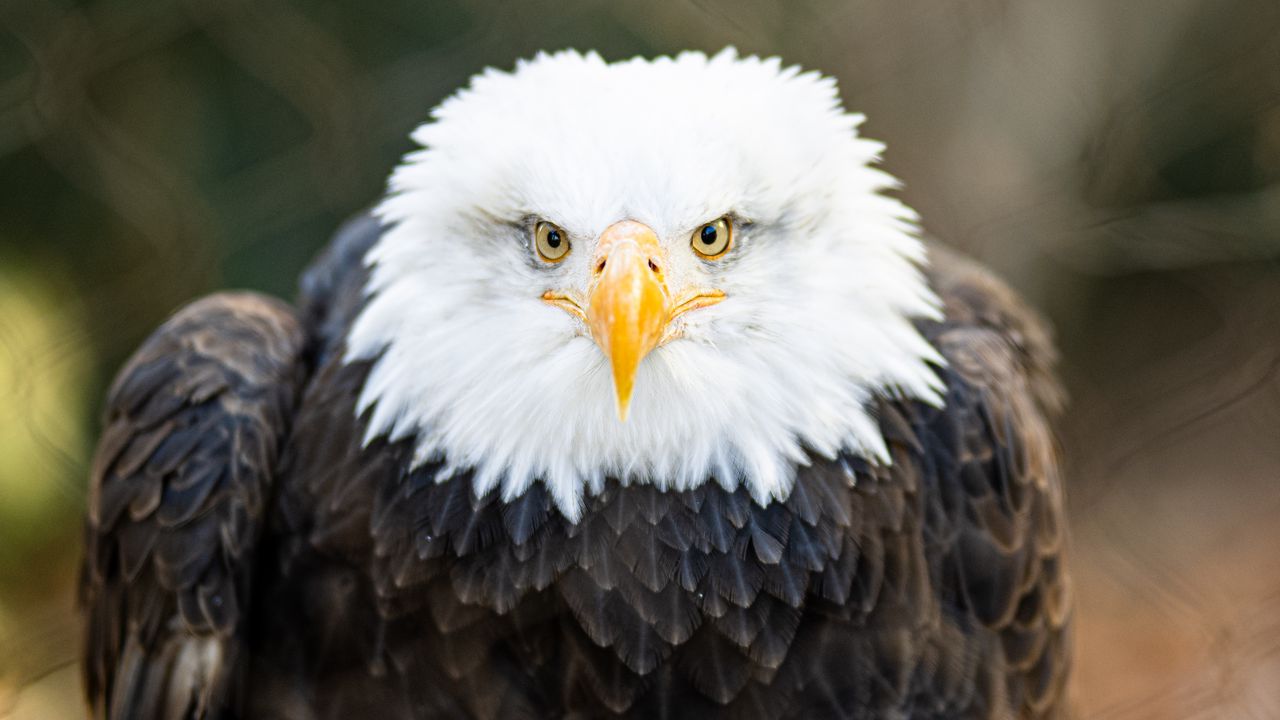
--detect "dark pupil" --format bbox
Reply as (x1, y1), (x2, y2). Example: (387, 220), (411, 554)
(546, 229), (562, 248)
(700, 225), (718, 245)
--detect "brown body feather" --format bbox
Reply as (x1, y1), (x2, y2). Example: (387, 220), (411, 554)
(81, 216), (1071, 719)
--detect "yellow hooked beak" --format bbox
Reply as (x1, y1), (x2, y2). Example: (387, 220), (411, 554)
(542, 220), (726, 421)
(586, 221), (669, 421)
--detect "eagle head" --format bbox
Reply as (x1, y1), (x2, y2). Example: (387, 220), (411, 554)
(346, 49), (944, 520)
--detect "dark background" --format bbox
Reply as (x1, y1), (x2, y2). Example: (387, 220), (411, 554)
(2, 1), (1279, 717)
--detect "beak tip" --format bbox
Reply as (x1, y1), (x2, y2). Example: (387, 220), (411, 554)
(614, 388), (633, 423)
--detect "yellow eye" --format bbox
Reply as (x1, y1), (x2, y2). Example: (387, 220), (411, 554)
(534, 221), (570, 262)
(691, 217), (732, 259)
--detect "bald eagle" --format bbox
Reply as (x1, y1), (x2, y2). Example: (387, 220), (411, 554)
(81, 50), (1071, 720)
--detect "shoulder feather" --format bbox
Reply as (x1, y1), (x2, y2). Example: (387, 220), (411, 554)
(82, 292), (307, 720)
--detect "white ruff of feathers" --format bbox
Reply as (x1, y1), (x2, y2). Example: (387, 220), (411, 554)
(346, 49), (946, 521)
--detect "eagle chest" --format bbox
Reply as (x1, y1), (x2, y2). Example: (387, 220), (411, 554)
(256, 358), (980, 718)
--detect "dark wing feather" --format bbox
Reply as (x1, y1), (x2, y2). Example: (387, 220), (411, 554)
(81, 292), (306, 720)
(907, 243), (1072, 717)
(297, 212), (383, 367)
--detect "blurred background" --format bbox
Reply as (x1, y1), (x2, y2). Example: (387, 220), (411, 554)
(1, 0), (1278, 717)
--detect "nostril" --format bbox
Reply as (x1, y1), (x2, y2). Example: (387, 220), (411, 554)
(596, 259), (607, 274)
(648, 259), (660, 273)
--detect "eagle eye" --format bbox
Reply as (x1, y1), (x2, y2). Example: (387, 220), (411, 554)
(534, 221), (570, 262)
(691, 217), (732, 259)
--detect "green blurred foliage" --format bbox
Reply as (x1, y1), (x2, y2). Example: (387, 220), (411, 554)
(0, 0), (1278, 717)
(0, 262), (87, 581)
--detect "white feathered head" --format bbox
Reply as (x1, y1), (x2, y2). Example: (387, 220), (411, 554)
(347, 49), (943, 520)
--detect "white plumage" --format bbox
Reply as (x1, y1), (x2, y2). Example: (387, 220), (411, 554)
(346, 48), (945, 520)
